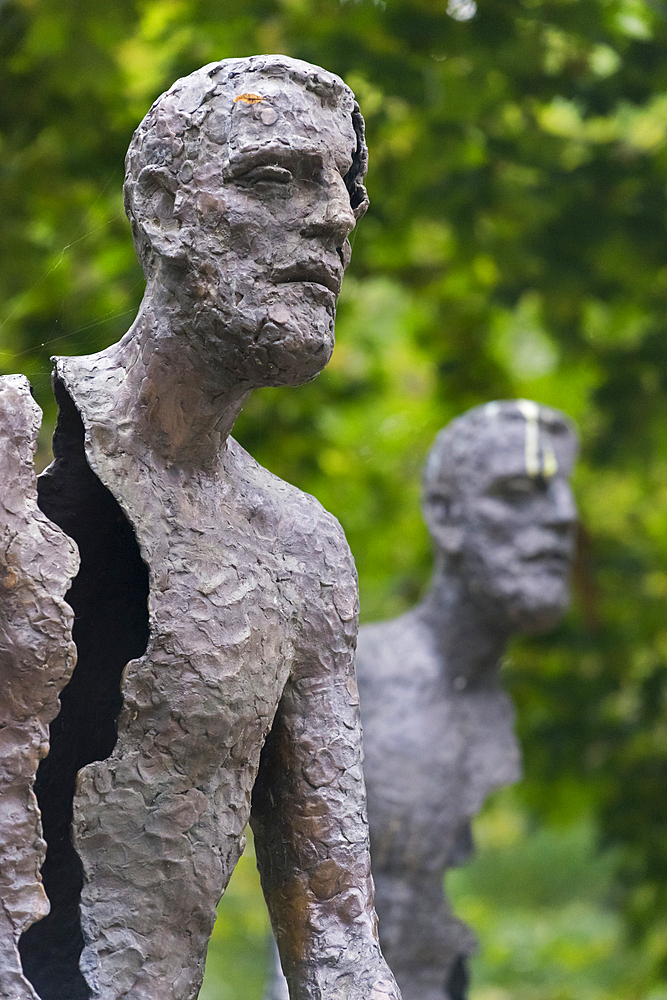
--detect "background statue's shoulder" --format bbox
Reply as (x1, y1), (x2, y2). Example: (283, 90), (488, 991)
(356, 609), (432, 684)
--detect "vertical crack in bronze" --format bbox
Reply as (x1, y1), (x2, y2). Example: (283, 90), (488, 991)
(18, 377), (150, 999)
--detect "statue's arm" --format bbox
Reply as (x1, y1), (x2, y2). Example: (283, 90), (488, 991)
(250, 574), (399, 1000)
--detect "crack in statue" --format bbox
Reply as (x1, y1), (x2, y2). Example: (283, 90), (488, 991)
(356, 401), (578, 1000)
(5, 55), (401, 1000)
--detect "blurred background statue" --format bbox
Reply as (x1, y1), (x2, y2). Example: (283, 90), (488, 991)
(356, 400), (578, 1000)
(7, 55), (402, 1000)
(267, 399), (578, 1000)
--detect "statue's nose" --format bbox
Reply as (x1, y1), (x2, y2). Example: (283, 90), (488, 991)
(546, 479), (578, 529)
(301, 170), (356, 247)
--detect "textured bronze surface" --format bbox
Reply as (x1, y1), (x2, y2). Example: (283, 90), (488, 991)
(0, 376), (79, 998)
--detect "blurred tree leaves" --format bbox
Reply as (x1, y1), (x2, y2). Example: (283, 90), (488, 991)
(2, 0), (667, 973)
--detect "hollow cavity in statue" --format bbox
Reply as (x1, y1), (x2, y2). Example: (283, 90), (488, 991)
(6, 55), (401, 1000)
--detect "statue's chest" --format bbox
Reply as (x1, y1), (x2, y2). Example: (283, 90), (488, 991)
(380, 678), (519, 833)
(388, 681), (511, 781)
(127, 481), (306, 717)
(393, 685), (464, 783)
(155, 520), (289, 636)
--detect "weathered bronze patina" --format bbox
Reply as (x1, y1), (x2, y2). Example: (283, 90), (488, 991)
(3, 55), (400, 1000)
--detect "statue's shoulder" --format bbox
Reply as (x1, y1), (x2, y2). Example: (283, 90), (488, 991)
(356, 610), (434, 687)
(225, 437), (355, 573)
(225, 439), (358, 632)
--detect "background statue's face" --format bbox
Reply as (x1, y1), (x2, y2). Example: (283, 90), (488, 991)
(433, 417), (578, 633)
(142, 71), (361, 388)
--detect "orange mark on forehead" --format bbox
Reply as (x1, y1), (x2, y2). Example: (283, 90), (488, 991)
(233, 93), (264, 104)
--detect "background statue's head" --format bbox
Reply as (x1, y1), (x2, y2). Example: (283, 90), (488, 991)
(123, 55), (368, 388)
(422, 400), (578, 634)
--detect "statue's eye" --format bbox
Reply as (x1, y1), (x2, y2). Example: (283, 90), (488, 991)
(490, 476), (539, 500)
(239, 165), (293, 186)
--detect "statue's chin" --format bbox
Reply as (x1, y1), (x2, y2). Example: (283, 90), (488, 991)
(505, 579), (571, 635)
(183, 281), (336, 388)
(228, 323), (334, 388)
(246, 286), (336, 387)
(256, 326), (335, 386)
(472, 570), (571, 635)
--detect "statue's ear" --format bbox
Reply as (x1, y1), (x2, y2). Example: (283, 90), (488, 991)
(131, 165), (183, 261)
(423, 495), (465, 555)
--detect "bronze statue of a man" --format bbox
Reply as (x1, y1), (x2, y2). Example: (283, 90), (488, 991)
(356, 400), (578, 1000)
(13, 55), (400, 1000)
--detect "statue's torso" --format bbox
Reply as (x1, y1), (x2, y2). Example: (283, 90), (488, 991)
(355, 610), (521, 1000)
(55, 357), (357, 998)
(356, 611), (520, 875)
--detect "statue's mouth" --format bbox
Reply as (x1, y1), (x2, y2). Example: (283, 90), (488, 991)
(523, 547), (572, 568)
(271, 260), (342, 295)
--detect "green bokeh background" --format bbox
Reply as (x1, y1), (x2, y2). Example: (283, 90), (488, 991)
(2, 0), (667, 994)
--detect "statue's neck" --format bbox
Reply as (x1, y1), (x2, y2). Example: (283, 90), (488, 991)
(415, 569), (509, 689)
(61, 283), (251, 472)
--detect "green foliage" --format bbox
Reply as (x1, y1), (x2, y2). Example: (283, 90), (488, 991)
(199, 835), (270, 1000)
(447, 792), (665, 1000)
(200, 797), (666, 999)
(3, 0), (667, 990)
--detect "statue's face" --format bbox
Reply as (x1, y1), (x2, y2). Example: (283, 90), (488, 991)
(451, 419), (577, 633)
(163, 74), (361, 387)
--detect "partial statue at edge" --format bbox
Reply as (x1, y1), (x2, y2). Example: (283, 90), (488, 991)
(1, 55), (401, 1000)
(0, 375), (79, 999)
(357, 400), (578, 1000)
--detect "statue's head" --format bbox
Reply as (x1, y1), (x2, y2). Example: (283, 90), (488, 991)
(422, 400), (578, 634)
(123, 55), (368, 388)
